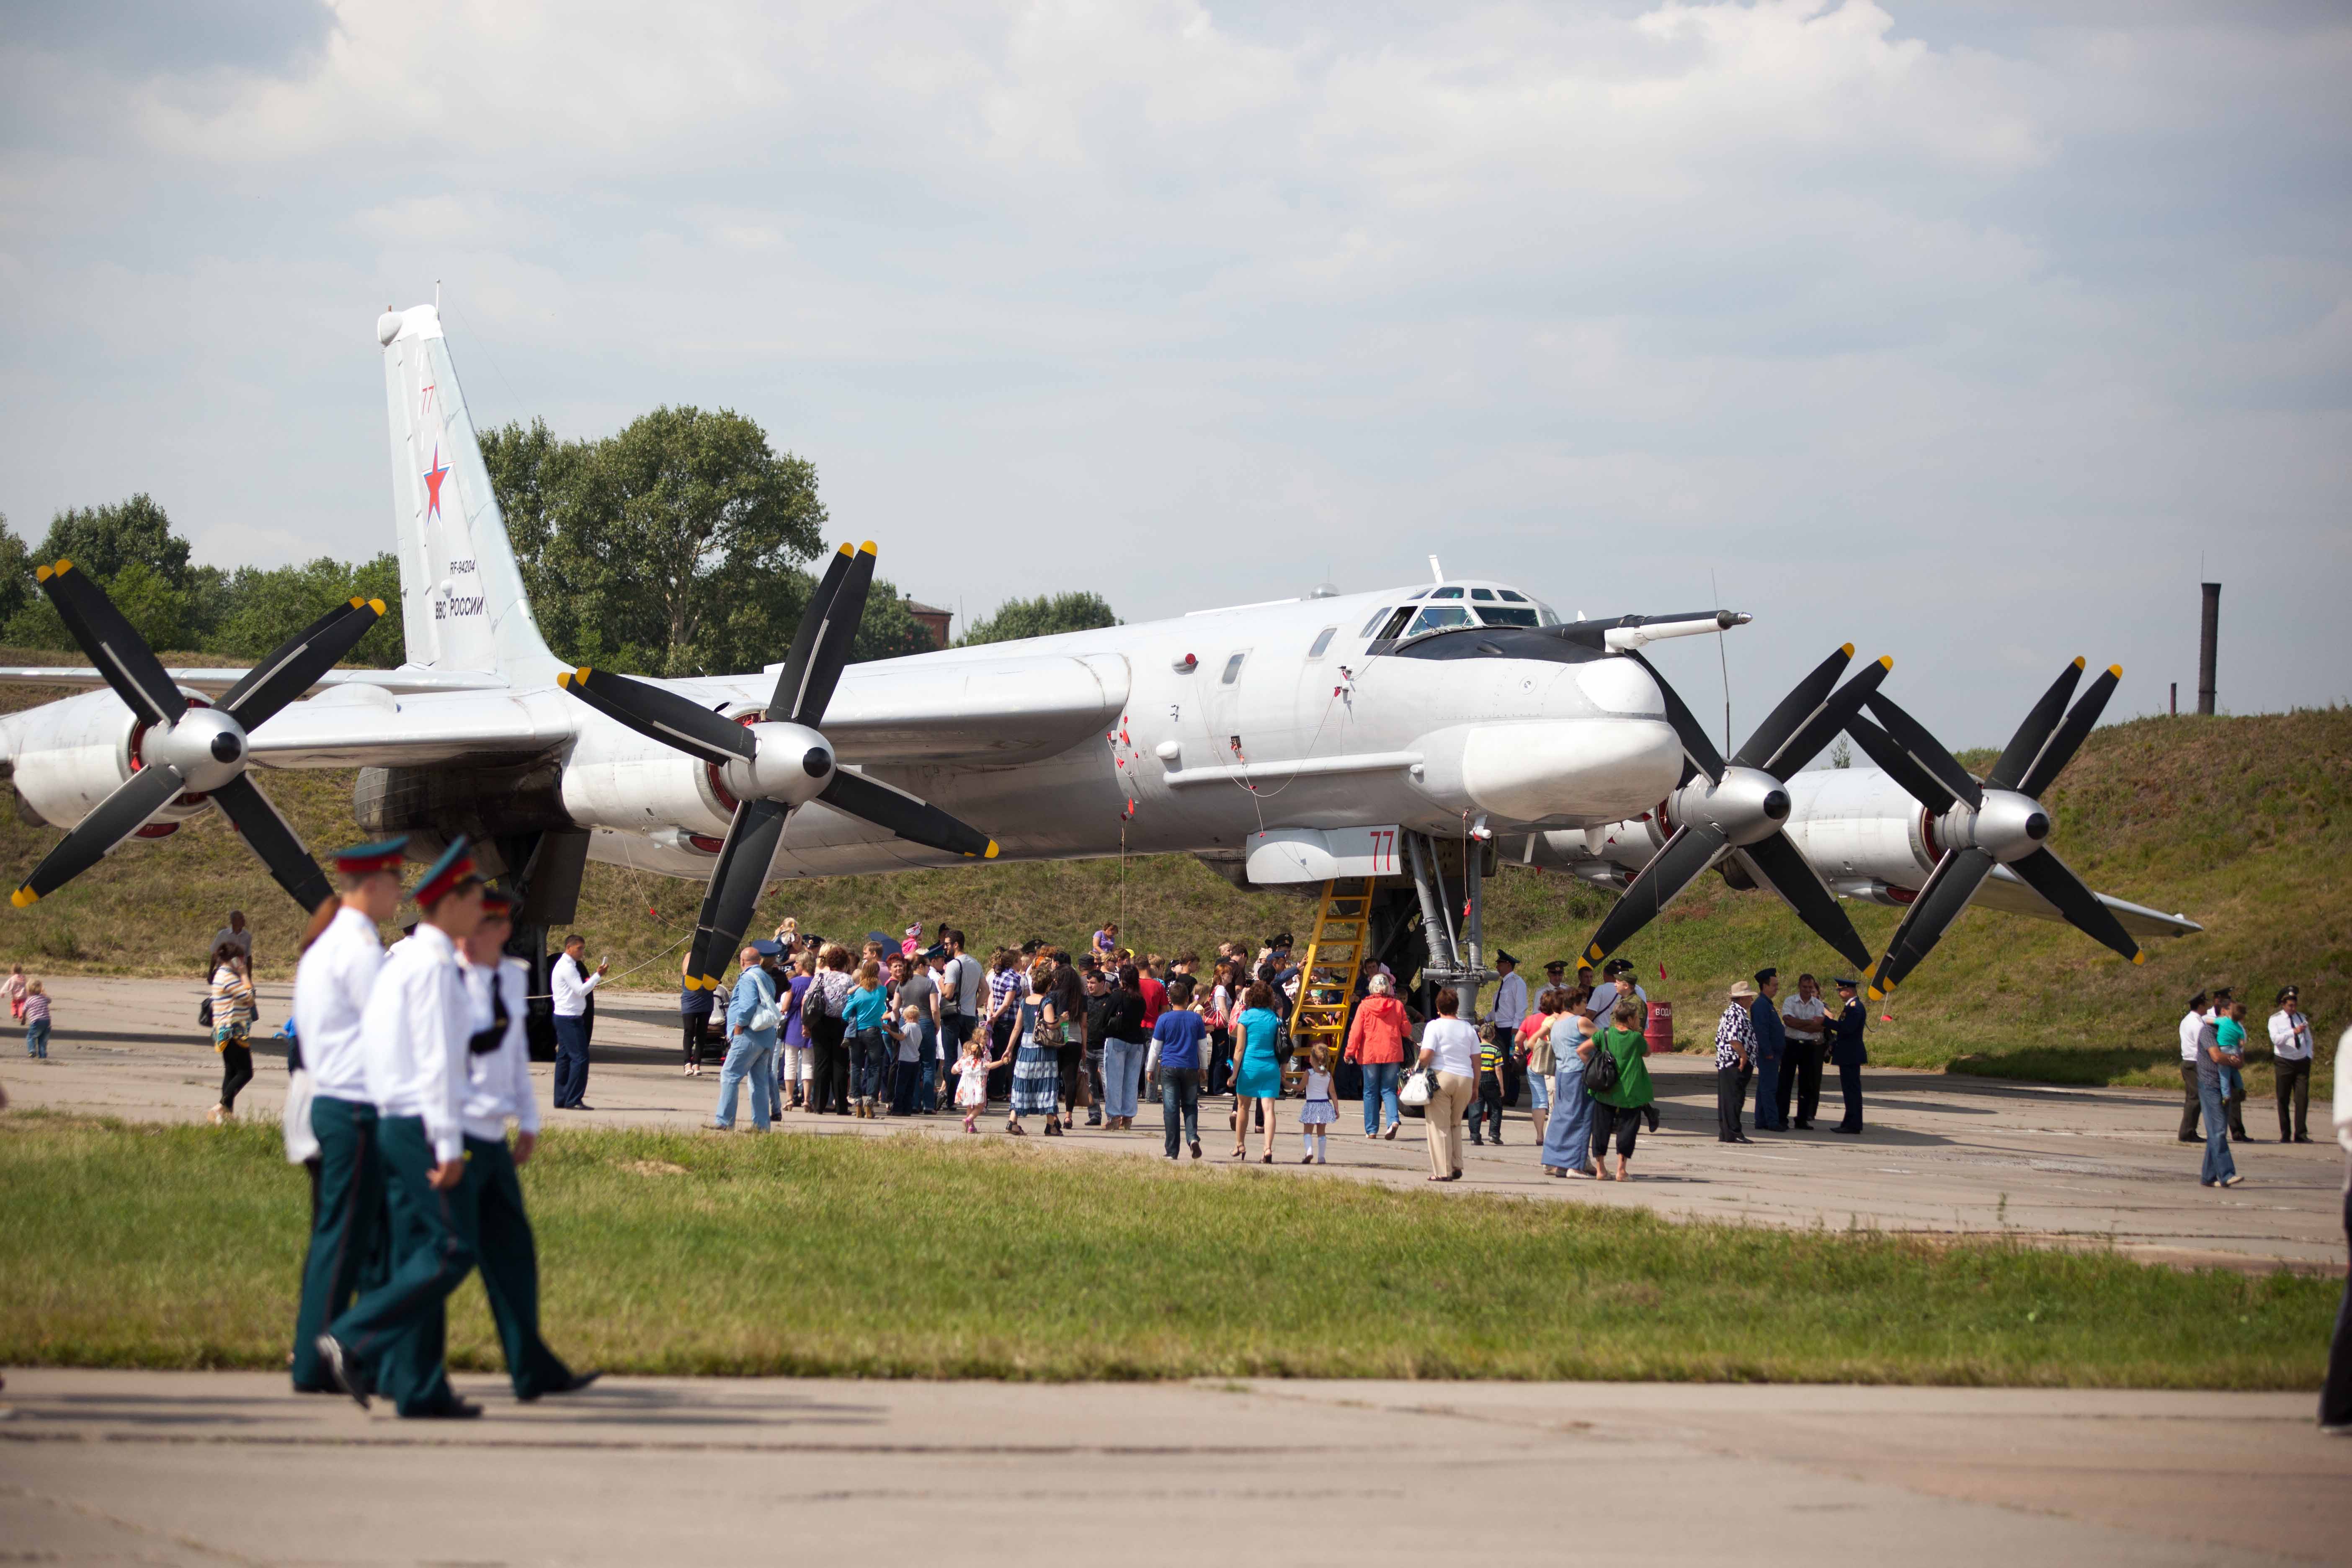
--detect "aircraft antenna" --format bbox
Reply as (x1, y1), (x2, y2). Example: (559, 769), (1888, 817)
(1427, 554), (1444, 585)
(1711, 567), (1732, 755)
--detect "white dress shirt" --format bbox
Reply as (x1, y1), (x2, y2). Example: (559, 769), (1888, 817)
(361, 923), (473, 1163)
(1485, 971), (1528, 1030)
(2269, 1009), (2314, 1063)
(551, 952), (602, 1017)
(1781, 995), (1830, 1042)
(461, 955), (539, 1144)
(294, 906), (384, 1103)
(2178, 1008), (2209, 1064)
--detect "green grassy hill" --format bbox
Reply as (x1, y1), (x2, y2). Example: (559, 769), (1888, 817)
(0, 647), (2337, 1093)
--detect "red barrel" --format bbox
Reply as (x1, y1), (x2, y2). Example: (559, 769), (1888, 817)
(1643, 999), (1676, 1053)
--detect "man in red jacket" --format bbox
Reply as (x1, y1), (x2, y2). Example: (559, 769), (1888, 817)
(1345, 973), (1411, 1140)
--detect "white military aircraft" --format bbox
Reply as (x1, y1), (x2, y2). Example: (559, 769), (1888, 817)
(0, 303), (2197, 1003)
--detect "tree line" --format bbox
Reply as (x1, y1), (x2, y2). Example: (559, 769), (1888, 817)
(3, 406), (1120, 675)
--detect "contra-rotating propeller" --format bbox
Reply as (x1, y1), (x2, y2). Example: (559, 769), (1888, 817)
(1579, 644), (1893, 973)
(1844, 657), (2139, 1000)
(558, 541), (998, 990)
(10, 561), (384, 913)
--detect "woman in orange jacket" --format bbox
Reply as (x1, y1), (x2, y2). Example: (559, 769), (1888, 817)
(1344, 973), (1412, 1140)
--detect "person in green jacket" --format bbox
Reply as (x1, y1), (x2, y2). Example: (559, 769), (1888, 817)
(1586, 996), (1655, 1182)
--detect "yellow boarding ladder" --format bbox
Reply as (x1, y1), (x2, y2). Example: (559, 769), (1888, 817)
(1284, 877), (1374, 1092)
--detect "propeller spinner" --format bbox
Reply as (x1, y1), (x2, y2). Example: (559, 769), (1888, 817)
(10, 561), (382, 913)
(1846, 658), (2140, 1000)
(1579, 643), (1893, 973)
(557, 541), (998, 990)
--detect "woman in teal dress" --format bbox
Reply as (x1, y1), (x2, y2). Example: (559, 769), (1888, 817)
(1230, 983), (1283, 1163)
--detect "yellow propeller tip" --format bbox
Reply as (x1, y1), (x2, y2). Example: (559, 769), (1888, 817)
(700, 974), (723, 990)
(576, 666), (593, 680)
(835, 542), (855, 556)
(1876, 655), (1893, 671)
(1583, 944), (1604, 964)
(1839, 642), (1854, 658)
(10, 887), (38, 908)
(349, 596), (365, 608)
(556, 670), (571, 688)
(2107, 663), (2122, 678)
(2131, 950), (2146, 965)
(1865, 986), (1884, 1002)
(984, 841), (1000, 859)
(52, 559), (72, 575)
(858, 540), (877, 556)
(2071, 655), (2086, 669)
(34, 565), (51, 583)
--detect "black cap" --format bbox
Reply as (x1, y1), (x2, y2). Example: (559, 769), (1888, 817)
(2187, 990), (2208, 1011)
(1495, 949), (1518, 966)
(2211, 986), (2233, 1002)
(1543, 959), (1568, 972)
(1604, 958), (1634, 977)
(1754, 966), (1778, 985)
(1833, 977), (1859, 990)
(2276, 985), (2298, 1005)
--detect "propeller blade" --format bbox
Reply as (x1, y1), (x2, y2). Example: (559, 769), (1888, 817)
(1578, 821), (1729, 967)
(210, 774), (333, 912)
(1759, 655), (1892, 780)
(2006, 846), (2142, 964)
(767, 544), (856, 724)
(1987, 658), (2084, 791)
(36, 560), (186, 729)
(1866, 847), (1995, 1000)
(784, 542), (875, 727)
(1729, 644), (1853, 771)
(1843, 714), (1956, 815)
(684, 798), (790, 988)
(558, 666), (757, 768)
(1736, 831), (1873, 971)
(218, 598), (384, 729)
(2017, 664), (2121, 799)
(1862, 691), (1982, 810)
(10, 764), (186, 906)
(818, 769), (998, 860)
(1621, 649), (1725, 784)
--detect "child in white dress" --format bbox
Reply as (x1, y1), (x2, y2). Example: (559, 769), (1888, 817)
(954, 1034), (991, 1133)
(1298, 1044), (1336, 1163)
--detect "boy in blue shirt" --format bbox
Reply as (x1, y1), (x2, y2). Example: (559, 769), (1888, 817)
(1151, 974), (1207, 1162)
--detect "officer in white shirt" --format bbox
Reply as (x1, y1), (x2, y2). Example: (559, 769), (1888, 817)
(1780, 973), (1832, 1130)
(1483, 950), (1529, 1034)
(288, 837), (404, 1395)
(2269, 985), (2316, 1144)
(549, 932), (607, 1110)
(2177, 991), (2212, 1143)
(454, 890), (596, 1401)
(317, 839), (489, 1418)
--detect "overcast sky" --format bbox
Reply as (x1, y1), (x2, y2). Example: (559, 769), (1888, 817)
(2, 0), (2344, 748)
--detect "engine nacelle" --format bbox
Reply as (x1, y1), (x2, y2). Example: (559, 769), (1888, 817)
(556, 719), (736, 838)
(5, 688), (214, 838)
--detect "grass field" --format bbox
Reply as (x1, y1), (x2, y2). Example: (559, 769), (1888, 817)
(1, 646), (2340, 1096)
(1, 1114), (2334, 1387)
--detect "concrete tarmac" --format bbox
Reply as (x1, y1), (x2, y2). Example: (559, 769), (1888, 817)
(11, 975), (2343, 1270)
(2, 1369), (2347, 1565)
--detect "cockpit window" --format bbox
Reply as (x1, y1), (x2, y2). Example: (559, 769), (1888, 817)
(1430, 586), (1464, 600)
(1358, 608), (1391, 637)
(1406, 604), (1473, 637)
(1496, 589), (1528, 603)
(1537, 603), (1561, 627)
(1377, 605), (1413, 640)
(1475, 605), (1540, 628)
(1470, 588), (1495, 601)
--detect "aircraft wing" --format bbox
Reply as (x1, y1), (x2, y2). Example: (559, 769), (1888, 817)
(1973, 862), (2203, 939)
(778, 650), (1132, 766)
(242, 686), (575, 769)
(0, 666), (509, 699)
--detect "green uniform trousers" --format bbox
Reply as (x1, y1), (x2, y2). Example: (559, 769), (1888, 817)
(289, 1096), (386, 1393)
(328, 1115), (476, 1416)
(449, 1134), (573, 1398)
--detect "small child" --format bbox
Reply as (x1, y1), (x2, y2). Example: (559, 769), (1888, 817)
(1297, 1044), (1335, 1163)
(954, 1034), (990, 1133)
(891, 1004), (925, 1117)
(6, 962), (25, 1021)
(2216, 999), (2249, 1114)
(22, 980), (49, 1060)
(1470, 1025), (1506, 1145)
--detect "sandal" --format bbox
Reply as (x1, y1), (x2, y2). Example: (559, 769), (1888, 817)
(1006, 1118), (1024, 1136)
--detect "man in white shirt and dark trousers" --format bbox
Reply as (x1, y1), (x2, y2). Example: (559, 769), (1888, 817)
(287, 839), (405, 1395)
(549, 932), (606, 1110)
(316, 839), (489, 1418)
(1482, 950), (1527, 1108)
(2177, 991), (2211, 1143)
(1779, 973), (1831, 1130)
(455, 890), (596, 1401)
(2270, 986), (2316, 1144)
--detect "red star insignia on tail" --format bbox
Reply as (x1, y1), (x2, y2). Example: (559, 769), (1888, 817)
(423, 444), (449, 521)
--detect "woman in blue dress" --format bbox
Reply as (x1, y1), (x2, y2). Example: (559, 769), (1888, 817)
(1540, 985), (1596, 1178)
(1003, 965), (1061, 1136)
(1230, 983), (1284, 1163)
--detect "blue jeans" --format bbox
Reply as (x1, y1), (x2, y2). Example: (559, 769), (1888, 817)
(1752, 1050), (1785, 1130)
(1161, 1067), (1202, 1157)
(850, 1029), (890, 1100)
(1359, 1061), (1401, 1133)
(24, 1018), (48, 1057)
(1526, 1064), (1551, 1112)
(714, 1034), (774, 1130)
(1102, 1038), (1146, 1119)
(552, 1015), (590, 1107)
(2198, 1077), (2236, 1184)
(917, 1019), (940, 1112)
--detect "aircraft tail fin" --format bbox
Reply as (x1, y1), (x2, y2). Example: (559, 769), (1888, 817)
(377, 305), (562, 685)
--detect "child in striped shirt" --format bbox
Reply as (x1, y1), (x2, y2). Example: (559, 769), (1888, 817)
(22, 981), (50, 1059)
(1469, 1026), (1507, 1146)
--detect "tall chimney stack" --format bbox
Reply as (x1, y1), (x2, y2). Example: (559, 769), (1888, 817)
(2197, 581), (2220, 716)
